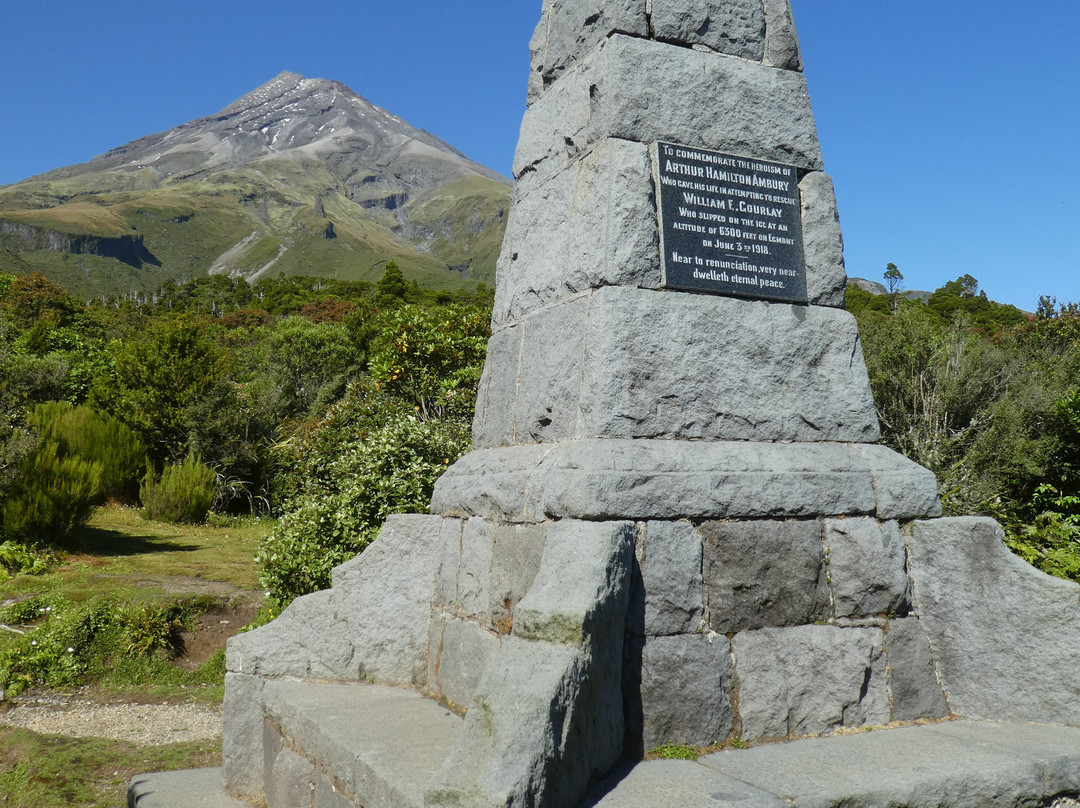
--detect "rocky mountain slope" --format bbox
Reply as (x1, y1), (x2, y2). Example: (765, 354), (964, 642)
(0, 72), (510, 298)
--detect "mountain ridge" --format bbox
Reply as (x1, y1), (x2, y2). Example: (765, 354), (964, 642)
(0, 72), (510, 298)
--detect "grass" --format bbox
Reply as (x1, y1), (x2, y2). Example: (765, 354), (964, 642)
(0, 504), (272, 802)
(1, 203), (133, 239)
(0, 504), (271, 702)
(0, 504), (269, 605)
(0, 727), (219, 808)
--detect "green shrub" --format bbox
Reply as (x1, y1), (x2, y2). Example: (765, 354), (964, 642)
(367, 302), (490, 419)
(258, 398), (471, 604)
(140, 455), (218, 524)
(0, 595), (221, 699)
(27, 401), (146, 503)
(1, 440), (101, 542)
(0, 540), (56, 576)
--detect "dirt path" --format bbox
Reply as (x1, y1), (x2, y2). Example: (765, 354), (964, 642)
(0, 690), (221, 746)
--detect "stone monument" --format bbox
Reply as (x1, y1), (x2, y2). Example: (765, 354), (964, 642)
(130, 2), (1080, 807)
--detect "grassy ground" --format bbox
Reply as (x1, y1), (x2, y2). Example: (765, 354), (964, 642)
(0, 728), (220, 808)
(0, 504), (271, 806)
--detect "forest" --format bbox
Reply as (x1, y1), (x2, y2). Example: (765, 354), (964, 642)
(0, 267), (489, 608)
(3, 265), (1080, 609)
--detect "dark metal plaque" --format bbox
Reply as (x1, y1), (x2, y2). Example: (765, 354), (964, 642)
(657, 142), (807, 303)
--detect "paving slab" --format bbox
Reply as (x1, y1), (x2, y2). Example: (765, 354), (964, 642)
(589, 721), (1080, 808)
(127, 767), (246, 808)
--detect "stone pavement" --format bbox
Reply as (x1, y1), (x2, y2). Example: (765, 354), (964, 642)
(586, 721), (1080, 808)
(129, 718), (1080, 808)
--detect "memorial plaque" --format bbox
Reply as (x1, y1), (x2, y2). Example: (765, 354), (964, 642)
(656, 142), (807, 303)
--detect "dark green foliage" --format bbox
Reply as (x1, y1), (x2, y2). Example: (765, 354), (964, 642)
(0, 540), (56, 576)
(140, 455), (219, 524)
(255, 315), (356, 417)
(375, 259), (407, 301)
(92, 314), (231, 462)
(258, 381), (472, 604)
(853, 275), (1080, 580)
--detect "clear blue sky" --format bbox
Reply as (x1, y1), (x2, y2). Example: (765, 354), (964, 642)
(1, 1), (1076, 311)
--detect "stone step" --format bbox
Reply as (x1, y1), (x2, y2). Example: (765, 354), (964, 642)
(127, 767), (246, 808)
(585, 720), (1080, 808)
(132, 683), (463, 808)
(259, 680), (463, 808)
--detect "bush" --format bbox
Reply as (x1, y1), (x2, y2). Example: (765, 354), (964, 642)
(0, 594), (220, 699)
(1, 440), (101, 543)
(92, 315), (232, 461)
(140, 455), (218, 524)
(258, 395), (471, 604)
(367, 302), (490, 419)
(27, 402), (146, 503)
(0, 540), (56, 576)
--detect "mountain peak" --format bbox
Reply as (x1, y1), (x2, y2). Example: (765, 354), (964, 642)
(216, 71), (309, 118)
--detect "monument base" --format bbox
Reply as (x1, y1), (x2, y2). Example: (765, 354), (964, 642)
(206, 452), (1080, 808)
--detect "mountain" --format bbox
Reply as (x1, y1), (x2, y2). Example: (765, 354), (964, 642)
(0, 72), (511, 298)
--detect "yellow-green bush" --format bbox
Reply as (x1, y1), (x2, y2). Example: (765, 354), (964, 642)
(27, 401), (146, 503)
(140, 455), (218, 524)
(1, 440), (101, 543)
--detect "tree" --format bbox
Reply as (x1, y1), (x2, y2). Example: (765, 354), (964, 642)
(375, 260), (406, 301)
(884, 263), (904, 312)
(92, 315), (232, 462)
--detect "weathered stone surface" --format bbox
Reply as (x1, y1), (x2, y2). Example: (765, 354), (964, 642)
(431, 442), (554, 522)
(426, 609), (450, 695)
(514, 520), (635, 646)
(261, 680), (461, 808)
(512, 294), (588, 445)
(884, 617), (948, 722)
(128, 768), (250, 808)
(433, 439), (941, 522)
(432, 521), (462, 611)
(471, 324), (521, 454)
(587, 758), (789, 808)
(734, 625), (889, 741)
(764, 0), (802, 70)
(641, 521), (703, 635)
(488, 522), (547, 634)
(266, 744), (316, 808)
(479, 287), (881, 447)
(514, 35), (822, 192)
(853, 443), (943, 519)
(698, 721), (1080, 808)
(537, 439), (878, 519)
(907, 517), (1080, 724)
(701, 520), (829, 632)
(226, 515), (453, 686)
(527, 0), (648, 104)
(429, 518), (634, 808)
(314, 776), (354, 808)
(436, 618), (501, 711)
(426, 640), (598, 808)
(651, 0), (765, 60)
(824, 518), (910, 618)
(579, 287), (878, 442)
(457, 518), (494, 618)
(799, 172), (847, 307)
(638, 634), (733, 750)
(490, 138), (660, 328)
(222, 672), (265, 800)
